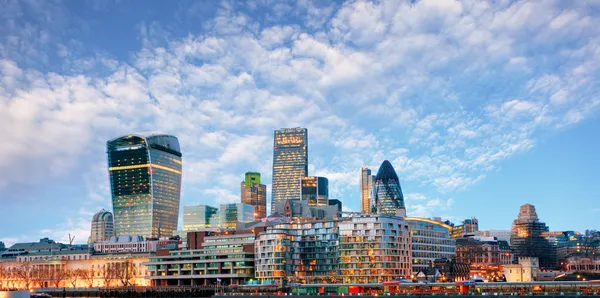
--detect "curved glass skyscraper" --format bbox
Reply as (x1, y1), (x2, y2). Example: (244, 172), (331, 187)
(107, 133), (182, 238)
(371, 160), (405, 215)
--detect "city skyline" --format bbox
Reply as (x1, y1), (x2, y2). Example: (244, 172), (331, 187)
(1, 0), (600, 245)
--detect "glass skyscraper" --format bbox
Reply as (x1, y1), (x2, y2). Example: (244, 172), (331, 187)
(271, 127), (308, 214)
(107, 133), (182, 238)
(360, 168), (374, 214)
(301, 176), (329, 207)
(183, 204), (219, 230)
(371, 160), (405, 215)
(241, 172), (267, 219)
(219, 203), (255, 229)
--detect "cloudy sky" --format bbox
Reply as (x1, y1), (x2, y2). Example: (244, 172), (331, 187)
(1, 0), (599, 246)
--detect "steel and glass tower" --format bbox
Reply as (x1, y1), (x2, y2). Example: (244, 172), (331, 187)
(360, 168), (373, 214)
(183, 204), (218, 230)
(241, 172), (267, 220)
(107, 133), (182, 238)
(271, 127), (308, 214)
(371, 160), (405, 216)
(301, 176), (329, 207)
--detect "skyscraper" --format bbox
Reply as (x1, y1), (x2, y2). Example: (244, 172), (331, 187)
(183, 204), (219, 230)
(89, 209), (114, 244)
(271, 127), (308, 214)
(301, 176), (329, 207)
(219, 203), (255, 229)
(360, 168), (373, 214)
(371, 160), (406, 216)
(240, 172), (267, 219)
(510, 204), (556, 269)
(107, 133), (182, 238)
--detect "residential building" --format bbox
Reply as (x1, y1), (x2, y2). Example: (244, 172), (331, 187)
(271, 127), (308, 214)
(240, 172), (267, 220)
(510, 204), (556, 269)
(145, 228), (265, 286)
(451, 218), (479, 239)
(183, 204), (219, 230)
(404, 217), (456, 275)
(219, 203), (255, 229)
(89, 209), (114, 244)
(107, 133), (182, 238)
(255, 215), (412, 286)
(503, 257), (540, 282)
(360, 167), (374, 214)
(371, 160), (406, 216)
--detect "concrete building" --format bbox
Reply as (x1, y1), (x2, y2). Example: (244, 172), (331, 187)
(240, 172), (267, 220)
(89, 209), (114, 244)
(93, 235), (179, 254)
(271, 127), (308, 214)
(2, 238), (68, 259)
(511, 204), (556, 269)
(255, 215), (412, 286)
(360, 167), (374, 214)
(403, 218), (456, 275)
(145, 228), (265, 286)
(301, 176), (329, 207)
(503, 257), (540, 282)
(107, 133), (182, 238)
(183, 204), (219, 230)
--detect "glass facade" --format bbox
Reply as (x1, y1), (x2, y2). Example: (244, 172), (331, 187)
(240, 172), (267, 220)
(360, 168), (373, 214)
(183, 205), (219, 230)
(107, 133), (182, 238)
(219, 203), (255, 229)
(301, 176), (329, 207)
(404, 217), (456, 274)
(371, 160), (405, 215)
(271, 128), (308, 214)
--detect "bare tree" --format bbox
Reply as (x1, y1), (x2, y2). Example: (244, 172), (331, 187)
(100, 264), (115, 287)
(47, 265), (67, 288)
(67, 268), (82, 288)
(114, 259), (135, 287)
(15, 262), (36, 290)
(80, 268), (95, 288)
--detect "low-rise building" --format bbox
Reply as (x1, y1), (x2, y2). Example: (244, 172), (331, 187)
(456, 236), (511, 281)
(503, 257), (540, 282)
(93, 235), (180, 254)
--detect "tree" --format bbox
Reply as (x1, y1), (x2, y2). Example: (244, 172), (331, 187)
(114, 259), (135, 287)
(15, 263), (36, 290)
(47, 265), (67, 288)
(100, 264), (115, 287)
(67, 269), (82, 288)
(80, 268), (95, 288)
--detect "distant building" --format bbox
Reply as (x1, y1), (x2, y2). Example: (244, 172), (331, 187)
(371, 160), (406, 216)
(404, 217), (456, 275)
(542, 231), (585, 263)
(219, 203), (255, 229)
(456, 236), (512, 280)
(240, 172), (267, 219)
(0, 241), (5, 252)
(432, 258), (471, 282)
(301, 176), (329, 207)
(503, 257), (540, 282)
(510, 204), (556, 269)
(271, 127), (308, 214)
(107, 133), (182, 238)
(474, 230), (512, 244)
(359, 167), (374, 214)
(89, 209), (114, 244)
(93, 235), (180, 254)
(3, 238), (67, 256)
(328, 199), (342, 213)
(183, 204), (219, 230)
(273, 198), (339, 221)
(451, 218), (479, 239)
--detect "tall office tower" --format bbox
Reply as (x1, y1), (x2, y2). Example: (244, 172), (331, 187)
(107, 133), (182, 238)
(360, 168), (373, 214)
(219, 203), (255, 229)
(89, 209), (114, 243)
(271, 127), (308, 214)
(371, 160), (406, 216)
(240, 172), (267, 220)
(511, 204), (556, 269)
(300, 176), (329, 207)
(183, 204), (219, 230)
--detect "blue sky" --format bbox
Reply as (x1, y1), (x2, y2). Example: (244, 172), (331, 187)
(1, 0), (599, 246)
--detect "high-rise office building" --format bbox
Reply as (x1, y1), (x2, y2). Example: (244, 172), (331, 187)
(510, 204), (556, 269)
(240, 172), (267, 219)
(183, 204), (219, 230)
(271, 127), (308, 214)
(360, 168), (373, 214)
(371, 160), (405, 216)
(301, 176), (329, 207)
(107, 133), (182, 238)
(219, 203), (255, 229)
(89, 209), (114, 244)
